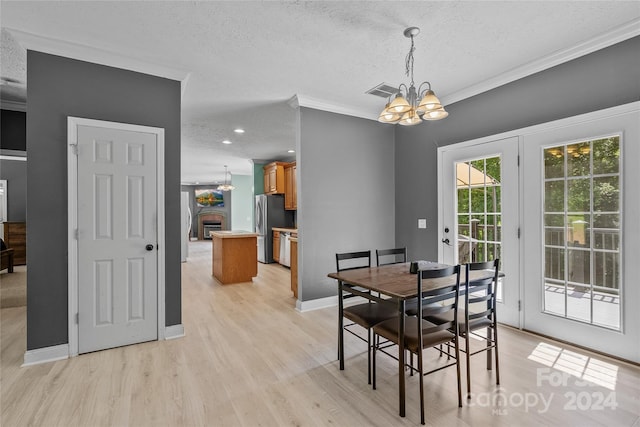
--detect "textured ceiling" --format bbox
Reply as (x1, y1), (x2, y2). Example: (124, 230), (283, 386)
(1, 1), (639, 184)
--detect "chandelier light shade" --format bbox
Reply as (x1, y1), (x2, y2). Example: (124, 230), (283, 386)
(217, 165), (235, 191)
(378, 27), (448, 125)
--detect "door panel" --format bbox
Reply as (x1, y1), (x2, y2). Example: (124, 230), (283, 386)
(77, 124), (158, 354)
(440, 137), (520, 327)
(522, 109), (639, 361)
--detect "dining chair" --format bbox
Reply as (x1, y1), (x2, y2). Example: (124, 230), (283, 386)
(372, 265), (462, 425)
(336, 250), (398, 385)
(375, 247), (407, 266)
(425, 259), (500, 399)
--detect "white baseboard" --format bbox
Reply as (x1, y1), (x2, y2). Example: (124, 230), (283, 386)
(165, 324), (185, 340)
(296, 295), (337, 312)
(296, 295), (372, 313)
(22, 344), (69, 367)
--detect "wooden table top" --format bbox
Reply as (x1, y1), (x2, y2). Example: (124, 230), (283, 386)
(328, 262), (497, 300)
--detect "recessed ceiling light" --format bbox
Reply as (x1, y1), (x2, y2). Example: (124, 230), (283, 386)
(222, 140), (232, 145)
(288, 149), (295, 153)
(234, 128), (245, 134)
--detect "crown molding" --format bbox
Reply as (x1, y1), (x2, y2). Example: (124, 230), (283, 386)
(0, 100), (26, 111)
(441, 18), (640, 106)
(290, 94), (378, 121)
(6, 28), (192, 97)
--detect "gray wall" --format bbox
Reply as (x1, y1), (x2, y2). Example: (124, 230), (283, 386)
(298, 107), (395, 301)
(0, 158), (26, 221)
(27, 51), (182, 350)
(395, 36), (640, 260)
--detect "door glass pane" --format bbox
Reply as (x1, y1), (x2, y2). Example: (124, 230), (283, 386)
(542, 136), (621, 330)
(455, 156), (502, 299)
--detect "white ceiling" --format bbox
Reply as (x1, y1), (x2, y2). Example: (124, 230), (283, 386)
(1, 1), (639, 184)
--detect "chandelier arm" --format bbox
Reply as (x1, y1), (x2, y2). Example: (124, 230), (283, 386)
(417, 81), (432, 97)
(397, 83), (409, 97)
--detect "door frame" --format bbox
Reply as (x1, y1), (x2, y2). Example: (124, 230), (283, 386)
(437, 137), (524, 328)
(67, 117), (166, 357)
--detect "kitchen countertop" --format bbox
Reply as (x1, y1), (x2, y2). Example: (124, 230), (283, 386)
(210, 230), (258, 239)
(272, 227), (297, 233)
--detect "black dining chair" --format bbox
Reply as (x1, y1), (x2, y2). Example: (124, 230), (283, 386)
(372, 265), (463, 425)
(425, 259), (500, 398)
(337, 250), (398, 385)
(376, 247), (407, 266)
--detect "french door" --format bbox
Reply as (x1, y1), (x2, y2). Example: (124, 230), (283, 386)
(439, 137), (521, 327)
(522, 107), (639, 361)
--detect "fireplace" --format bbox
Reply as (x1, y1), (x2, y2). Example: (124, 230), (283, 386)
(198, 212), (227, 239)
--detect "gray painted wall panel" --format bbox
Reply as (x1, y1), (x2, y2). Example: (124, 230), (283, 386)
(395, 36), (640, 260)
(298, 108), (395, 301)
(27, 51), (182, 350)
(0, 158), (26, 221)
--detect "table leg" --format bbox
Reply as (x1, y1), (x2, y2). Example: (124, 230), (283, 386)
(338, 281), (345, 370)
(398, 299), (406, 417)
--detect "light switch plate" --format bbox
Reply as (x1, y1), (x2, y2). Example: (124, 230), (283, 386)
(418, 219), (427, 229)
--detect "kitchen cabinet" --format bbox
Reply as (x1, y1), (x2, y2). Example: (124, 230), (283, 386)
(3, 222), (26, 265)
(272, 230), (280, 263)
(263, 162), (287, 194)
(211, 231), (258, 284)
(284, 162), (297, 210)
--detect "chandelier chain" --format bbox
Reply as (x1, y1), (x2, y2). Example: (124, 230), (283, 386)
(405, 35), (415, 85)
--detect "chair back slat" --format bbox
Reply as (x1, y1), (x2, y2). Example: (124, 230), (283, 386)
(464, 259), (499, 325)
(336, 250), (371, 272)
(376, 247), (407, 266)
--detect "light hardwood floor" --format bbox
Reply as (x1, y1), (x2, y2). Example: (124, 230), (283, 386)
(1, 241), (639, 426)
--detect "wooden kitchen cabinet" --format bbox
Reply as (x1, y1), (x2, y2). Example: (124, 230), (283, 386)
(3, 221), (26, 265)
(284, 162), (297, 210)
(263, 162), (287, 194)
(272, 230), (280, 263)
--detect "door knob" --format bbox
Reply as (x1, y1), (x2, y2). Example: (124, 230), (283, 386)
(145, 244), (154, 251)
(442, 238), (451, 246)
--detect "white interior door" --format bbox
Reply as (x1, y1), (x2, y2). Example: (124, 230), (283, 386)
(439, 137), (521, 327)
(522, 107), (640, 362)
(76, 123), (158, 354)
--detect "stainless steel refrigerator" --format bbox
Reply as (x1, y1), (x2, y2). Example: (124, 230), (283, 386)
(255, 194), (294, 263)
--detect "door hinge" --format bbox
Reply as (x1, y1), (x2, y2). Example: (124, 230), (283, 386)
(518, 300), (522, 312)
(517, 227), (520, 239)
(74, 229), (79, 240)
(75, 313), (79, 324)
(70, 144), (78, 156)
(517, 154), (520, 166)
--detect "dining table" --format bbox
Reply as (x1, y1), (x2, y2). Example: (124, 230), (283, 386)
(328, 261), (499, 418)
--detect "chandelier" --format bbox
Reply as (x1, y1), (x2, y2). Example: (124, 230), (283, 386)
(217, 165), (235, 191)
(378, 27), (448, 125)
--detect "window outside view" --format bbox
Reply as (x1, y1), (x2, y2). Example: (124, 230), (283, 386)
(543, 135), (621, 330)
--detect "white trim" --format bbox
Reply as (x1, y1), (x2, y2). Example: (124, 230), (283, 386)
(164, 324), (185, 340)
(67, 117), (166, 356)
(291, 94), (377, 121)
(438, 102), (640, 153)
(0, 100), (26, 112)
(441, 18), (640, 107)
(6, 28), (191, 97)
(296, 295), (337, 312)
(23, 344), (69, 367)
(295, 295), (370, 313)
(0, 155), (27, 161)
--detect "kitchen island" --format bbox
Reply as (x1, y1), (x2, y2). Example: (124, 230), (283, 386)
(211, 230), (258, 284)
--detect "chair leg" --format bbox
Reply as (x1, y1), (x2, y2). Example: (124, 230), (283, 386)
(418, 349), (425, 425)
(486, 326), (493, 371)
(367, 328), (372, 385)
(454, 337), (462, 407)
(466, 332), (471, 399)
(494, 326), (501, 385)
(372, 333), (377, 390)
(410, 351), (414, 376)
